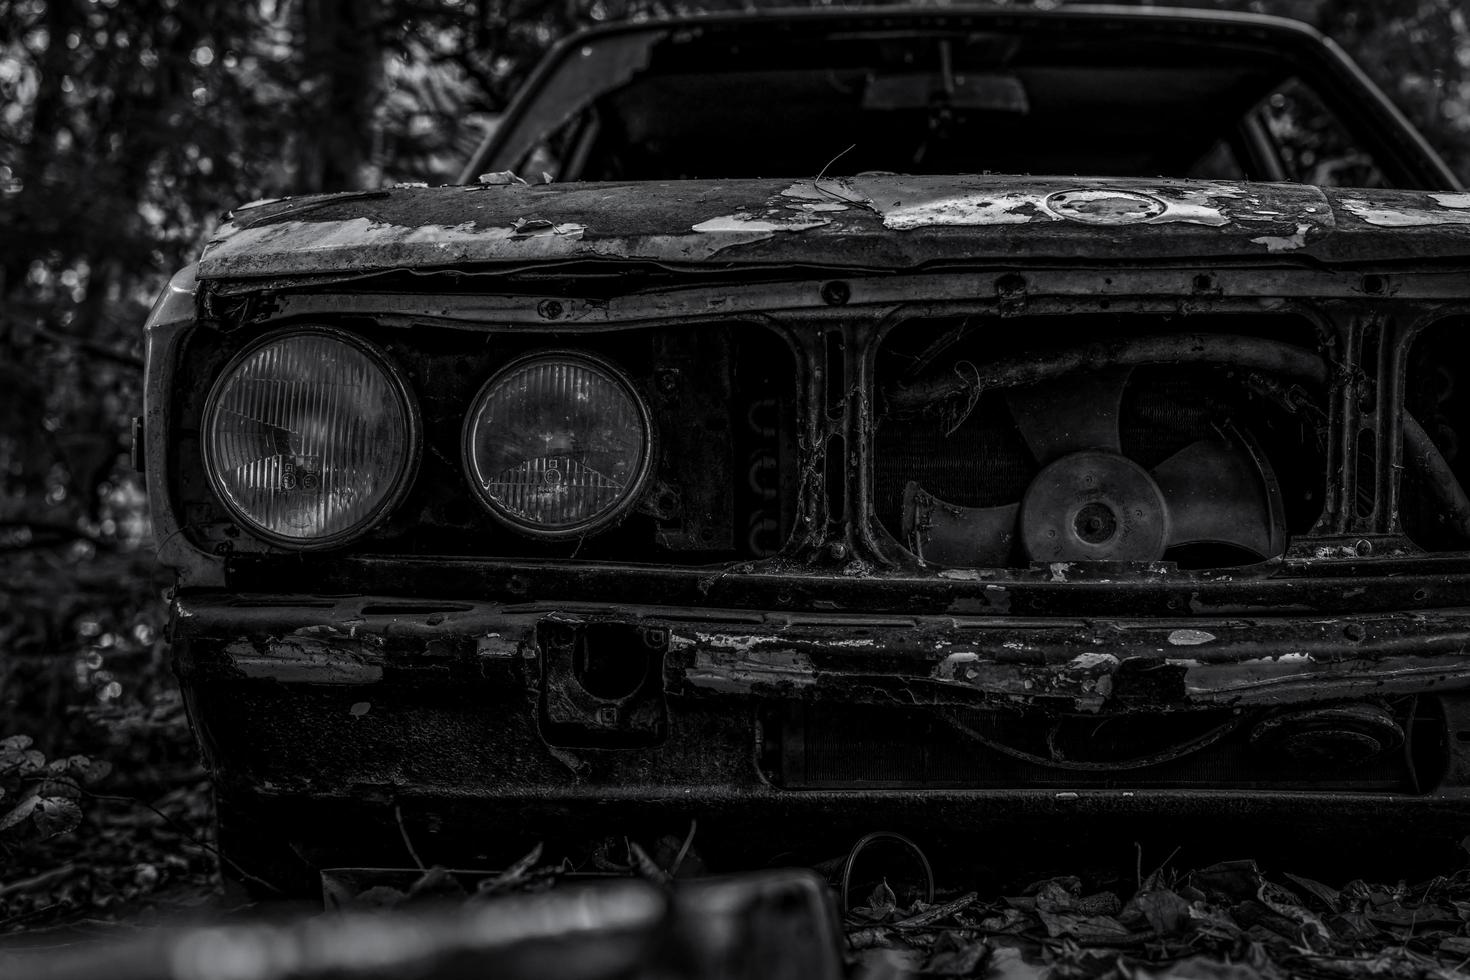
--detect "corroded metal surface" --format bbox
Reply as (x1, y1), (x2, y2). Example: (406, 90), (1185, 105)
(176, 596), (1470, 715)
(196, 177), (1470, 282)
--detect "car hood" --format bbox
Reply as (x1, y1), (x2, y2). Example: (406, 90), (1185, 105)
(198, 175), (1470, 281)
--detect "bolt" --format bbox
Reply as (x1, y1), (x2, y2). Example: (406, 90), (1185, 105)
(596, 706), (618, 727)
(537, 299), (564, 320)
(642, 627), (668, 649)
(1354, 538), (1373, 557)
(821, 281), (850, 306)
(828, 541), (849, 561)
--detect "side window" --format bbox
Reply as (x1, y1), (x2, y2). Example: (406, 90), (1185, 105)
(520, 120), (575, 182)
(1257, 78), (1386, 188)
(519, 111), (602, 182)
(1187, 139), (1247, 181)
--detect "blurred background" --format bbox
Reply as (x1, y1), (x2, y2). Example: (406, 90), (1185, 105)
(0, 0), (1467, 929)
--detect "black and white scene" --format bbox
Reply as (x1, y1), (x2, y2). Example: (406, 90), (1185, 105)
(4, 0), (1470, 977)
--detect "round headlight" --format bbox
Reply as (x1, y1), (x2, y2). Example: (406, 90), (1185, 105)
(463, 352), (651, 537)
(202, 328), (419, 549)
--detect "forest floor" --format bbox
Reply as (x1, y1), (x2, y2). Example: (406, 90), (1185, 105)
(5, 547), (1470, 978)
(0, 547), (222, 937)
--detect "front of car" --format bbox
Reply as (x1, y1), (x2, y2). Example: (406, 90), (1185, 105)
(142, 7), (1470, 893)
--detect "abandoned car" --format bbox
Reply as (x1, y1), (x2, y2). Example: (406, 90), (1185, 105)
(141, 5), (1470, 893)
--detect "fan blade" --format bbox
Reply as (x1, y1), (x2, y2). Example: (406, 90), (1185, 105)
(1005, 368), (1130, 465)
(902, 482), (1018, 566)
(1152, 439), (1279, 559)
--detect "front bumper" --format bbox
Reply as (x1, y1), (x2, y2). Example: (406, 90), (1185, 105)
(173, 593), (1470, 875)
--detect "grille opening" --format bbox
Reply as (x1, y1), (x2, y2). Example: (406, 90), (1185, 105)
(1403, 317), (1470, 551)
(572, 623), (651, 701)
(876, 314), (1327, 569)
(1355, 427), (1378, 520)
(825, 434), (847, 525)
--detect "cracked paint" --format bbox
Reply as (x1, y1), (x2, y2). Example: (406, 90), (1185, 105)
(879, 191), (1044, 229)
(511, 218), (586, 238)
(1251, 222), (1311, 252)
(224, 636), (383, 684)
(1068, 652), (1121, 670)
(780, 179), (870, 210)
(1044, 187), (1242, 227)
(1340, 195), (1470, 227)
(850, 182), (1251, 231)
(685, 648), (817, 694)
(204, 215), (802, 272)
(934, 651), (981, 680)
(477, 633), (521, 658)
(690, 212), (832, 234)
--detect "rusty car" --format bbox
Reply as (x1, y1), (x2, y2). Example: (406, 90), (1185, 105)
(139, 5), (1470, 894)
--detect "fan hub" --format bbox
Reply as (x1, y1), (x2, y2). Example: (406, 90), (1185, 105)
(1072, 502), (1118, 544)
(1020, 451), (1168, 562)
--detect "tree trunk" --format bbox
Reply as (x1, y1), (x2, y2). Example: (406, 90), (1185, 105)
(296, 0), (384, 192)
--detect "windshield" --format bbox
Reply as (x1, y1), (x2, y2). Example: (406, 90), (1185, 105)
(485, 19), (1394, 187)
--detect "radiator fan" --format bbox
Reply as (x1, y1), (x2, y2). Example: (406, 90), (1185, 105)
(901, 368), (1286, 567)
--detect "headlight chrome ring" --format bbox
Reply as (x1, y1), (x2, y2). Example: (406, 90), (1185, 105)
(462, 350), (653, 538)
(201, 326), (421, 550)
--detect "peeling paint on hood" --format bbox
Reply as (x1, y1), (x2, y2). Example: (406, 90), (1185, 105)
(1339, 190), (1470, 228)
(196, 175), (1470, 281)
(1250, 223), (1312, 252)
(855, 183), (1250, 231)
(822, 178), (1293, 232)
(691, 212), (833, 234)
(877, 189), (1043, 229)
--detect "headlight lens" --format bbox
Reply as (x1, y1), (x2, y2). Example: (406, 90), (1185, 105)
(463, 352), (651, 536)
(202, 328), (419, 548)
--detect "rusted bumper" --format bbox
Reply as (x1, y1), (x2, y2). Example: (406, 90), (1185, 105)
(173, 594), (1470, 879)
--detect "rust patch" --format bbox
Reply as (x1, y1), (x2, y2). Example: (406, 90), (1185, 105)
(477, 633), (523, 659)
(1044, 189), (1168, 225)
(684, 644), (818, 694)
(224, 633), (384, 684)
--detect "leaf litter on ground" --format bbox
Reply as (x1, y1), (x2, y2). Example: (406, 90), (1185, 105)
(844, 859), (1470, 979)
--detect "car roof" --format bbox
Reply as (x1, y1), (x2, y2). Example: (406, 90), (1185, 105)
(551, 4), (1333, 44)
